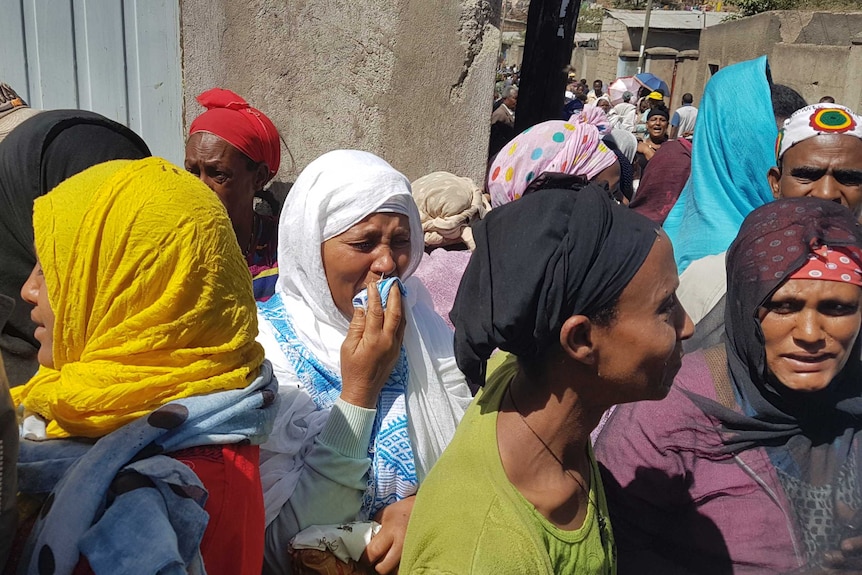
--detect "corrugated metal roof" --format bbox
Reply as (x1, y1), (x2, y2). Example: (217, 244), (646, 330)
(606, 9), (727, 30)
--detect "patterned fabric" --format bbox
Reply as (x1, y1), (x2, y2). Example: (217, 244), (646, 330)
(16, 366), (277, 575)
(776, 447), (862, 561)
(486, 109), (616, 207)
(249, 211), (279, 302)
(789, 245), (862, 286)
(259, 293), (418, 519)
(777, 104), (862, 161)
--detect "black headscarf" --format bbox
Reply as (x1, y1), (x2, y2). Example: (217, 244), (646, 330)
(691, 198), (862, 564)
(716, 197), (862, 448)
(451, 183), (660, 387)
(646, 107), (669, 121)
(0, 110), (150, 385)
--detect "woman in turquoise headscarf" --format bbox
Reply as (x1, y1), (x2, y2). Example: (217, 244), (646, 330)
(662, 56), (778, 274)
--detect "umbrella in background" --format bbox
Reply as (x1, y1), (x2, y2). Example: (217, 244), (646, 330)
(635, 73), (670, 97)
(608, 76), (640, 105)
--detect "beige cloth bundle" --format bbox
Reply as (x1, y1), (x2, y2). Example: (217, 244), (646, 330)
(411, 171), (489, 250)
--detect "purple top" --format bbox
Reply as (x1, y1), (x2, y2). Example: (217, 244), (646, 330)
(411, 249), (472, 331)
(594, 350), (804, 574)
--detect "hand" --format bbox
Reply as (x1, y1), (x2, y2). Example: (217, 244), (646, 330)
(821, 534), (862, 572)
(785, 537), (862, 574)
(340, 282), (406, 409)
(360, 496), (416, 574)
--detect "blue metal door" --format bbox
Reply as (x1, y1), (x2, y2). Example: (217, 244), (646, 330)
(0, 0), (183, 163)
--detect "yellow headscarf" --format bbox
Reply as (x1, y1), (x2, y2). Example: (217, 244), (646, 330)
(12, 157), (264, 438)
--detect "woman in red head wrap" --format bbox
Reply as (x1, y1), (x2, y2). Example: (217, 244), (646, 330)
(186, 88), (282, 301)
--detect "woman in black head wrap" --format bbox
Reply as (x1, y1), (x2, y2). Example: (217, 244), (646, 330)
(635, 107), (670, 177)
(401, 183), (693, 574)
(597, 197), (862, 573)
(0, 110), (150, 386)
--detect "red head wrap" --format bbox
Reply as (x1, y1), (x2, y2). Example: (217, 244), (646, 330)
(189, 88), (281, 181)
(789, 245), (862, 287)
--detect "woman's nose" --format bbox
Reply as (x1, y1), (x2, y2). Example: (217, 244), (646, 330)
(20, 265), (40, 306)
(793, 309), (825, 344)
(371, 248), (397, 276)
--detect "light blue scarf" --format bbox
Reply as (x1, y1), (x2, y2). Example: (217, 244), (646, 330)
(257, 292), (418, 519)
(662, 56), (778, 273)
(16, 364), (277, 575)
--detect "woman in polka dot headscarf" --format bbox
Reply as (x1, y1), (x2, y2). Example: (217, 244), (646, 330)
(486, 105), (619, 207)
(596, 197), (862, 573)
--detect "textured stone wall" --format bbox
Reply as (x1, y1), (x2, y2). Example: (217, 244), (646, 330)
(696, 11), (862, 112)
(180, 0), (501, 186)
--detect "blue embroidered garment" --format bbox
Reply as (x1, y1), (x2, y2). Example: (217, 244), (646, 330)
(258, 292), (418, 519)
(16, 364), (278, 575)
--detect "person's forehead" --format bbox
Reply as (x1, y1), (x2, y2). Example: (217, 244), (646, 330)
(783, 134), (862, 167)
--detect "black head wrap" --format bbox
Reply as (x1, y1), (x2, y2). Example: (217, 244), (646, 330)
(0, 110), (150, 385)
(683, 197), (862, 563)
(451, 183), (660, 387)
(646, 107), (670, 121)
(717, 197), (862, 448)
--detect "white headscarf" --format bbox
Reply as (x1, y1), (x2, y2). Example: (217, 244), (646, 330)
(259, 150), (472, 525)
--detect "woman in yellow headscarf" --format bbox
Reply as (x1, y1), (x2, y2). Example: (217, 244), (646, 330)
(11, 157), (277, 575)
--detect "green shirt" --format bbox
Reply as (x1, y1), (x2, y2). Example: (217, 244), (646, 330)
(402, 356), (616, 574)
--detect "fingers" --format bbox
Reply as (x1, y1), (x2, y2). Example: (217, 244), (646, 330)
(360, 529), (400, 575)
(374, 547), (400, 574)
(361, 528), (392, 568)
(366, 280), (385, 324)
(382, 284), (405, 341)
(343, 305), (367, 353)
(842, 535), (862, 555)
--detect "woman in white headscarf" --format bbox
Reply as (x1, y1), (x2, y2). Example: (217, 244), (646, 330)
(257, 150), (472, 574)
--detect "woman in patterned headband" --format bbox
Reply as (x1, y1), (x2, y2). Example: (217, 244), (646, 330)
(597, 197), (862, 573)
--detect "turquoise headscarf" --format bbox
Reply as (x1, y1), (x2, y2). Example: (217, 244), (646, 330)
(662, 56), (778, 273)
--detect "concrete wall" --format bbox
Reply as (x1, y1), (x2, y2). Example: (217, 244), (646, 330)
(596, 16), (629, 83)
(570, 47), (600, 83)
(667, 56), (704, 111)
(770, 43), (862, 112)
(695, 11), (862, 112)
(180, 0), (501, 186)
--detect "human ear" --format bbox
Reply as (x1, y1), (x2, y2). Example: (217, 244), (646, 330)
(559, 315), (596, 365)
(768, 166), (782, 199)
(254, 163), (271, 192)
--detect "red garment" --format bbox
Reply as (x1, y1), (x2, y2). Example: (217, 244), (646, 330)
(189, 88), (281, 179)
(629, 138), (692, 225)
(74, 443), (264, 575)
(789, 245), (862, 286)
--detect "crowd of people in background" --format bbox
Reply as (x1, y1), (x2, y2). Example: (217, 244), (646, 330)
(0, 50), (859, 575)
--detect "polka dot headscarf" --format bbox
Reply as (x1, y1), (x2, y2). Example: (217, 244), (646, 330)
(486, 108), (616, 208)
(789, 245), (862, 286)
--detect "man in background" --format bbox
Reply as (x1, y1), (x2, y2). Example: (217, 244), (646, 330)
(670, 93), (698, 140)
